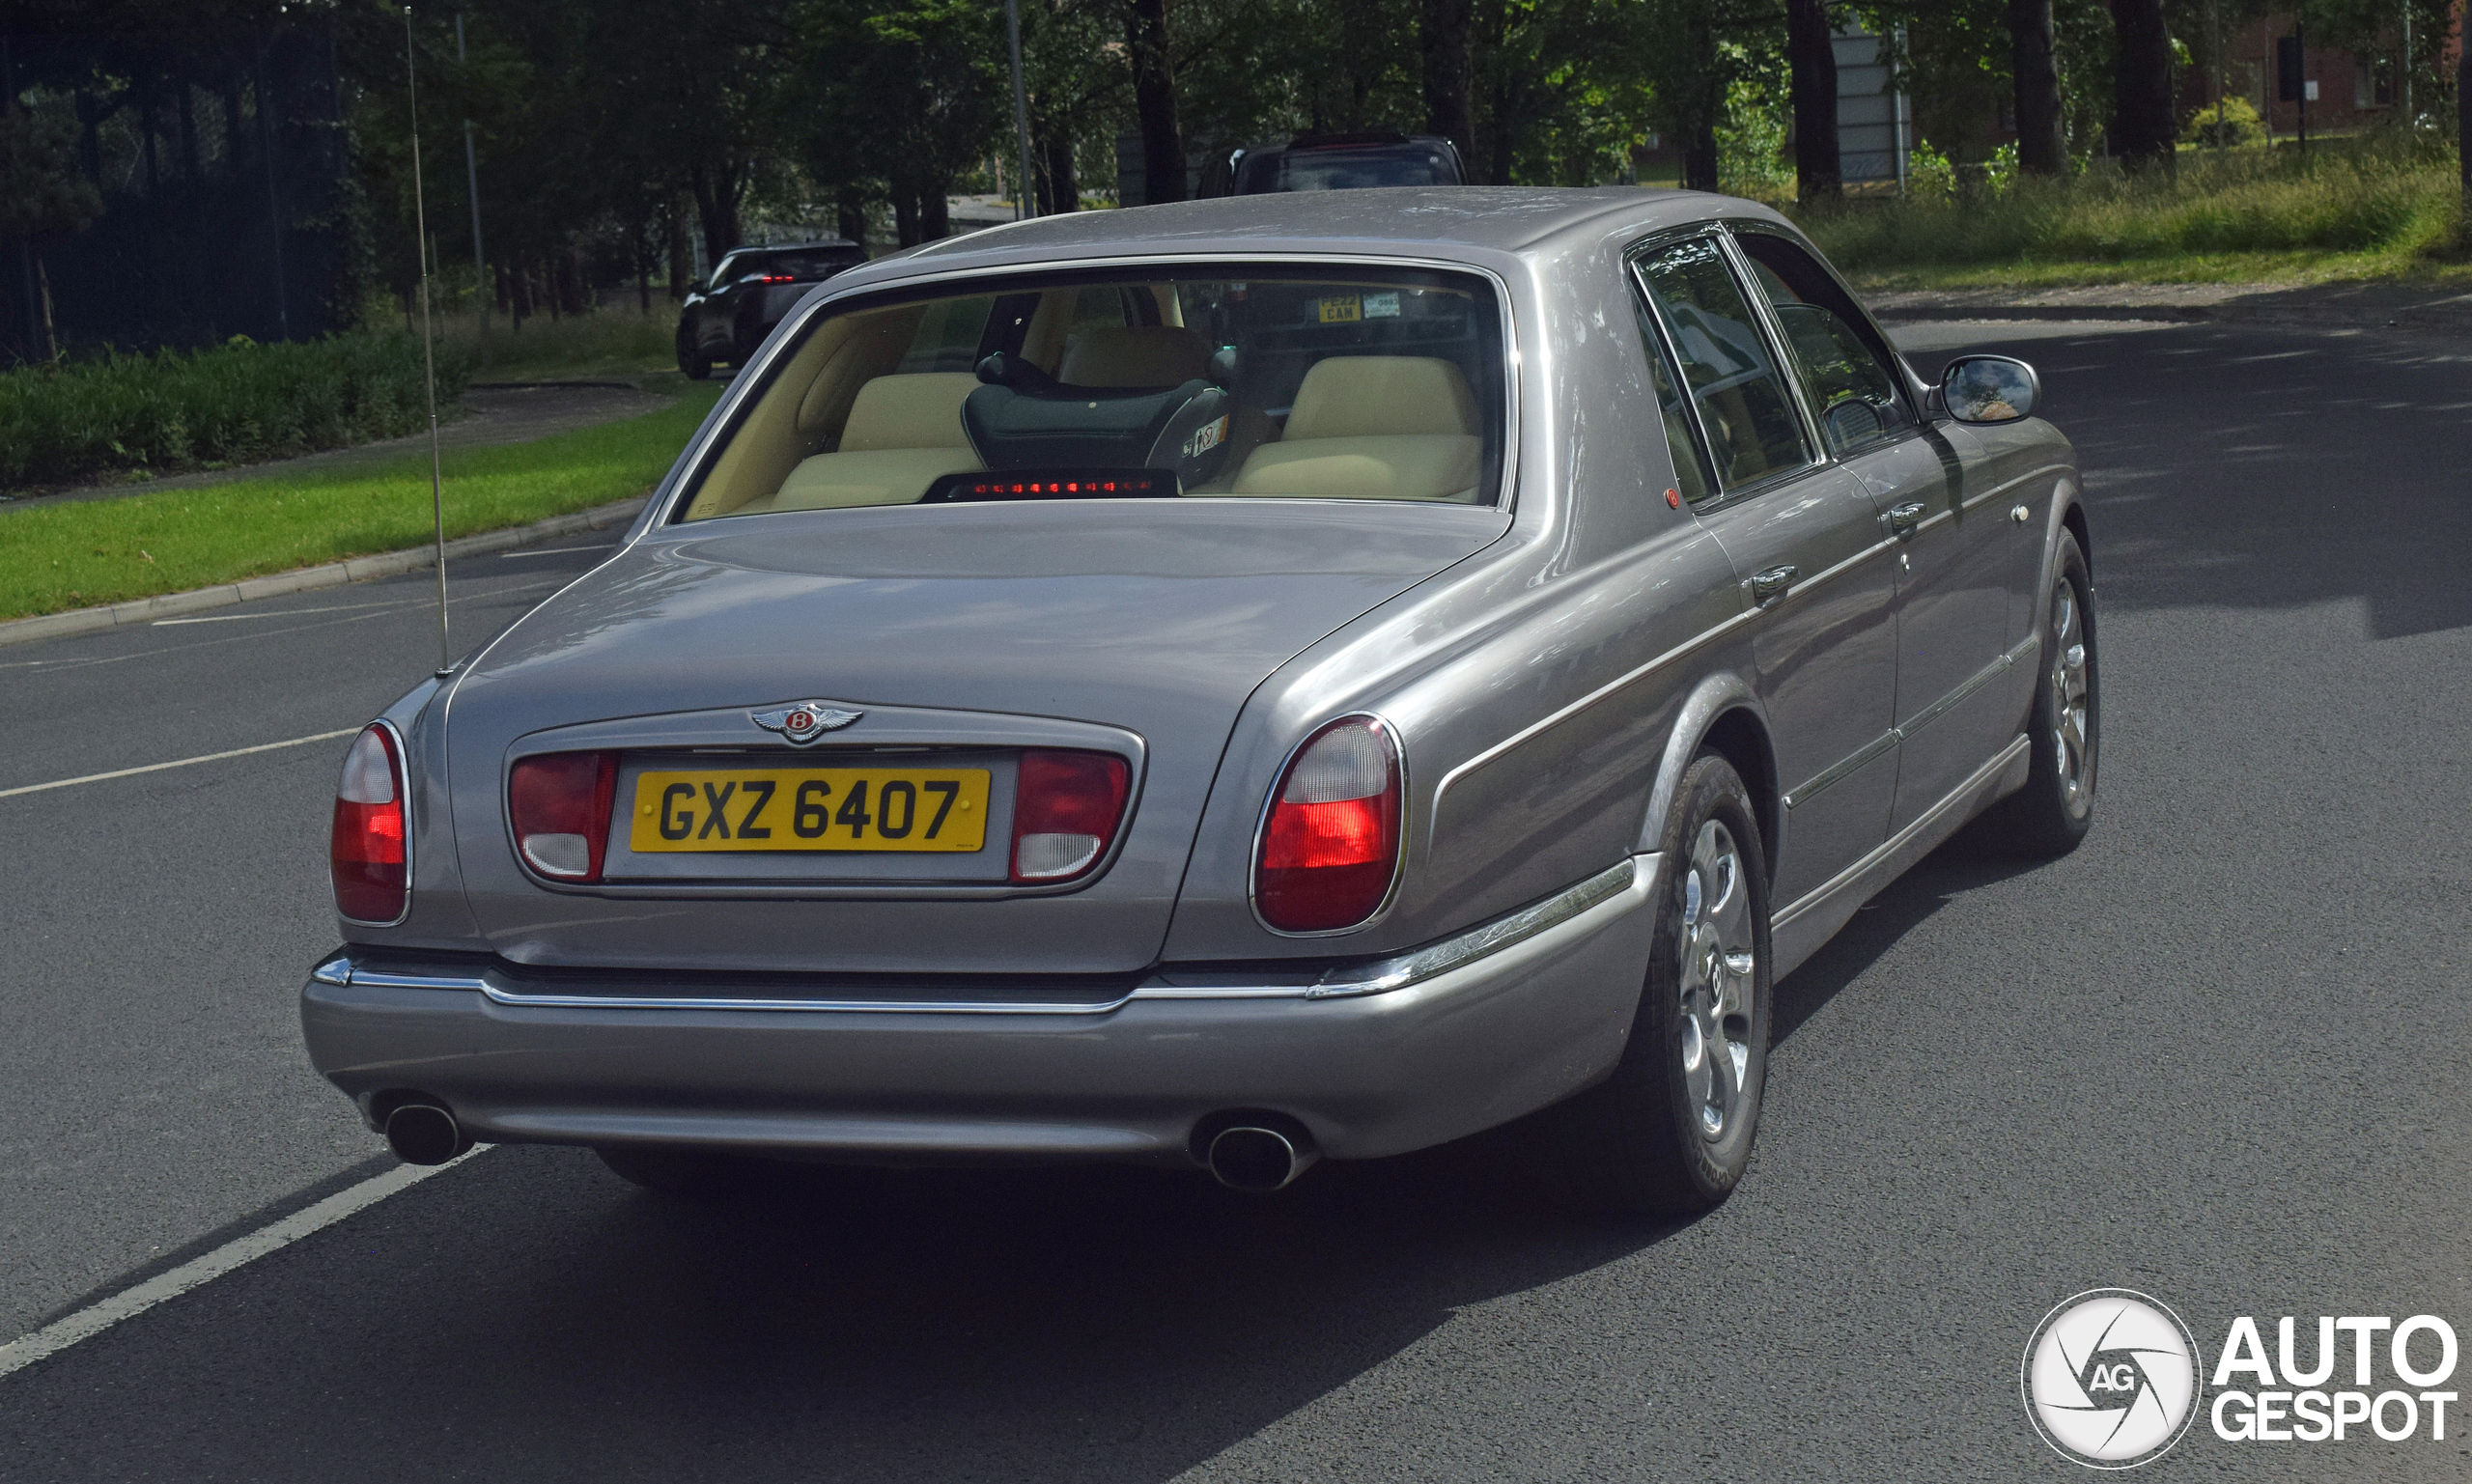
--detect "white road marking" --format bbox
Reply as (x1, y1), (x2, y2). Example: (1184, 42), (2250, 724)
(152, 600), (407, 626)
(499, 543), (614, 558)
(0, 1152), (476, 1381)
(0, 728), (359, 798)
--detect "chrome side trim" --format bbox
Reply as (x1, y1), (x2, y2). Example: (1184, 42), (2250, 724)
(1781, 630), (2039, 809)
(1155, 854), (1645, 1002)
(1782, 728), (1898, 810)
(312, 858), (1646, 1015)
(1774, 733), (2031, 931)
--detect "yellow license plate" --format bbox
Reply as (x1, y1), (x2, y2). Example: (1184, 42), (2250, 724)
(1316, 294), (1362, 323)
(629, 768), (990, 853)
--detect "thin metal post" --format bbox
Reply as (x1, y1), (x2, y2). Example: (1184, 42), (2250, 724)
(2211, 0), (2225, 149)
(406, 8), (451, 673)
(1005, 0), (1036, 219)
(458, 11), (488, 365)
(2402, 0), (2412, 121)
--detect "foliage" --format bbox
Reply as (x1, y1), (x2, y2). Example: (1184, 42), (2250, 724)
(0, 382), (723, 621)
(0, 109), (101, 242)
(2182, 95), (2264, 148)
(1801, 136), (2458, 280)
(1904, 140), (1957, 198)
(0, 331), (470, 492)
(1715, 74), (1792, 200)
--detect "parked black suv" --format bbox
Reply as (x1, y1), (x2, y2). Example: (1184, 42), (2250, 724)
(675, 239), (867, 378)
(1226, 134), (1467, 194)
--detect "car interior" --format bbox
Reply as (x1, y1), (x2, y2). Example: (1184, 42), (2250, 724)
(677, 272), (1503, 521)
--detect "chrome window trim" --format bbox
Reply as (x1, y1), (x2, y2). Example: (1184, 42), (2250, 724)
(332, 717), (413, 929)
(1713, 228), (1833, 461)
(1245, 711), (1412, 939)
(639, 251), (1525, 537)
(309, 855), (1642, 1015)
(1622, 227), (1822, 514)
(1725, 219), (1931, 429)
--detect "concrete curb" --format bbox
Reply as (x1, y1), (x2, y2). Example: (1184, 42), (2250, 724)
(0, 494), (648, 651)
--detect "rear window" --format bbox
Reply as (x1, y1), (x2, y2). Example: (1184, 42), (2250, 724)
(676, 266), (1507, 522)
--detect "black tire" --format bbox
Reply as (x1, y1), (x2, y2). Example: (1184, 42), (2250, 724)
(678, 348), (712, 380)
(595, 1143), (767, 1199)
(1528, 753), (1775, 1215)
(1989, 531), (2097, 855)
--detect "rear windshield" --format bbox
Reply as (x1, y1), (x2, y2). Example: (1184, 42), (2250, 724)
(676, 266), (1506, 521)
(1236, 147), (1457, 193)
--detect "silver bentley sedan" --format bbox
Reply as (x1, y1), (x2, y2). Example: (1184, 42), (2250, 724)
(305, 188), (2096, 1213)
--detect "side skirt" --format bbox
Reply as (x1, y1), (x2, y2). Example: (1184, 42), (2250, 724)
(1767, 734), (2032, 981)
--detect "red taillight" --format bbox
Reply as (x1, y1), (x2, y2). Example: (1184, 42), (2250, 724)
(1255, 716), (1401, 933)
(509, 751), (619, 882)
(1010, 749), (1131, 883)
(331, 725), (408, 922)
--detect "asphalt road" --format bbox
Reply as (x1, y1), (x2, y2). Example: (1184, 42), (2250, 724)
(1, 321), (2465, 1481)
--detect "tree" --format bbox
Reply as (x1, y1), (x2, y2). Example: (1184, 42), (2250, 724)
(0, 107), (101, 360)
(2008, 0), (2069, 174)
(1127, 0), (1183, 202)
(2108, 0), (2175, 168)
(1786, 0), (1839, 199)
(1421, 0), (1475, 159)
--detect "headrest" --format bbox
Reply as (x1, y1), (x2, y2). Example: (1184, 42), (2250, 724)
(1283, 356), (1479, 441)
(839, 372), (980, 451)
(1056, 326), (1211, 389)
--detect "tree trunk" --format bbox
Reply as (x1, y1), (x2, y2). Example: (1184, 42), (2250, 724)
(667, 210), (690, 298)
(1127, 0), (1183, 205)
(892, 187), (919, 248)
(1787, 0), (1840, 201)
(1420, 0), (1474, 163)
(1044, 128), (1078, 212)
(1683, 122), (1719, 192)
(177, 82), (200, 179)
(921, 184), (950, 240)
(835, 186), (869, 250)
(688, 160), (743, 266)
(34, 248), (57, 362)
(2109, 0), (2176, 171)
(2008, 0), (2068, 175)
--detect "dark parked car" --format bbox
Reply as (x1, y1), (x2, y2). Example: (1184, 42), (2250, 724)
(1228, 133), (1466, 194)
(676, 239), (867, 378)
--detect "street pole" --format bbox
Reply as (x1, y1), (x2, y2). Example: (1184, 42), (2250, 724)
(458, 11), (488, 366)
(405, 7), (451, 674)
(1004, 0), (1036, 219)
(2210, 0), (2225, 149)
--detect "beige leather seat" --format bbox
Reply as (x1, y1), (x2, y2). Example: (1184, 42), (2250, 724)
(755, 372), (984, 512)
(1056, 326), (1211, 388)
(1230, 356), (1484, 502)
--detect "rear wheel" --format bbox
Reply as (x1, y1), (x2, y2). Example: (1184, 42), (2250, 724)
(596, 1143), (766, 1198)
(677, 334), (712, 380)
(1529, 753), (1773, 1215)
(1989, 532), (2096, 854)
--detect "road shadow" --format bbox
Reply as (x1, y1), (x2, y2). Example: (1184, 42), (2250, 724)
(0, 1129), (1689, 1482)
(1902, 320), (2472, 640)
(1772, 812), (2048, 1048)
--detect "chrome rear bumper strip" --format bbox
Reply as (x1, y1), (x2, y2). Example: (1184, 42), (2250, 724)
(312, 855), (1646, 1015)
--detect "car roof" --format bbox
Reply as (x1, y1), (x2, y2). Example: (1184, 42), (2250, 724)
(840, 187), (1787, 288)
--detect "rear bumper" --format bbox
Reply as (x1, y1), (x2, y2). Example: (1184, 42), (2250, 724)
(300, 856), (1657, 1165)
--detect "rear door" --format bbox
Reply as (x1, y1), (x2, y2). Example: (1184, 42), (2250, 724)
(1732, 228), (2018, 834)
(1631, 232), (1898, 912)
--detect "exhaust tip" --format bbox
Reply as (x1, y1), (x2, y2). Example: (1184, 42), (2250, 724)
(1206, 1125), (1313, 1192)
(384, 1103), (467, 1166)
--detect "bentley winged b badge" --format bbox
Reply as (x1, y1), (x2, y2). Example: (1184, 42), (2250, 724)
(750, 701), (863, 744)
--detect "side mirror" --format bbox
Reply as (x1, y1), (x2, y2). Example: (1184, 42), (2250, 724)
(1941, 354), (2039, 423)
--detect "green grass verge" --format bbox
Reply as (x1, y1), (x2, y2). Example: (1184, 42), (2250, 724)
(0, 382), (722, 622)
(1796, 136), (2469, 293)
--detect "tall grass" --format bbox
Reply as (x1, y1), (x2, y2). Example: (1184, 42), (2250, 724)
(0, 331), (472, 493)
(1799, 138), (2462, 283)
(435, 302), (678, 378)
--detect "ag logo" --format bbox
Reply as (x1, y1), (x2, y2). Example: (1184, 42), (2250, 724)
(2022, 1289), (2201, 1469)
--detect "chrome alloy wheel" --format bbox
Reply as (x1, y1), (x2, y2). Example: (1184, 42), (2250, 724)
(2049, 582), (2092, 812)
(1677, 820), (1756, 1141)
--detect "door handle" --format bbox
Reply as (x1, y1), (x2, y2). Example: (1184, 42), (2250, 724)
(1887, 501), (1928, 535)
(1751, 565), (1797, 605)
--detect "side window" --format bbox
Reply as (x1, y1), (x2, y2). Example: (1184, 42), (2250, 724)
(1633, 237), (1812, 490)
(1632, 295), (1715, 505)
(1736, 235), (1913, 456)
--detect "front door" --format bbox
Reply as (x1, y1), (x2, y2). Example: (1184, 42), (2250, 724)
(1631, 234), (1898, 912)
